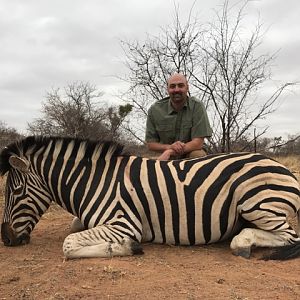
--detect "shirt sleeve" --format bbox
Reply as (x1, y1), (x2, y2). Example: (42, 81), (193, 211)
(145, 106), (160, 142)
(191, 101), (213, 138)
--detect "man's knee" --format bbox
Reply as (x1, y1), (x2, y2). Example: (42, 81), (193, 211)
(186, 149), (207, 158)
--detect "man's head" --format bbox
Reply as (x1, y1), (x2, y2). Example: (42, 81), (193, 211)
(167, 73), (189, 109)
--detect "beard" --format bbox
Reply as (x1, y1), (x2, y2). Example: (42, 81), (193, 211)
(170, 93), (187, 103)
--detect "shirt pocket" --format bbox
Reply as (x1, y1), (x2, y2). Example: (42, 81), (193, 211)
(156, 124), (175, 144)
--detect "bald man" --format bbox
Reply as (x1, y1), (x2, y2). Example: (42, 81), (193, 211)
(145, 73), (212, 160)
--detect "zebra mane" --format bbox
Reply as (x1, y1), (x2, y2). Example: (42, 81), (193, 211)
(0, 136), (125, 176)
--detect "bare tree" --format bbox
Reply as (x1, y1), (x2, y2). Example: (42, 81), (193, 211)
(0, 121), (23, 150)
(120, 0), (296, 152)
(268, 134), (300, 155)
(119, 5), (202, 143)
(28, 81), (132, 142)
(189, 1), (297, 152)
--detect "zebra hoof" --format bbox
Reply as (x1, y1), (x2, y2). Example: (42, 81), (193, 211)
(70, 217), (85, 233)
(232, 247), (251, 259)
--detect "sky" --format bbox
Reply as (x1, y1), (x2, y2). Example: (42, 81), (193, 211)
(0, 0), (299, 140)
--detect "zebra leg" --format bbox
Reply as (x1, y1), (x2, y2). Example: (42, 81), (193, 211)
(63, 225), (143, 259)
(231, 200), (300, 258)
(70, 217), (85, 233)
(230, 227), (296, 258)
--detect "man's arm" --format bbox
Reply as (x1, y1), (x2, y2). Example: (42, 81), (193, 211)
(182, 137), (204, 154)
(148, 138), (204, 154)
(147, 137), (204, 160)
(147, 142), (170, 152)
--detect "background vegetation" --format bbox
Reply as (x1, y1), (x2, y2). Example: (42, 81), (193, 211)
(0, 0), (299, 155)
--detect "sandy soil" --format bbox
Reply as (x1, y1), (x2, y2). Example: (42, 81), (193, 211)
(0, 203), (300, 300)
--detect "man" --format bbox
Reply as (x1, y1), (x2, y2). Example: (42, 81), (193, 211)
(145, 73), (212, 160)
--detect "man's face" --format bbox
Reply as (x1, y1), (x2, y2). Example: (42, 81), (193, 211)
(167, 75), (189, 105)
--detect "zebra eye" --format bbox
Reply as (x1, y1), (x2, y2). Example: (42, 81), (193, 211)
(12, 185), (24, 196)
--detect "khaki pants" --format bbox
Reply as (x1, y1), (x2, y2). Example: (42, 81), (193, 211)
(169, 149), (207, 160)
(185, 149), (207, 159)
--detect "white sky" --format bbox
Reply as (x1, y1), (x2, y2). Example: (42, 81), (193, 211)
(0, 0), (299, 139)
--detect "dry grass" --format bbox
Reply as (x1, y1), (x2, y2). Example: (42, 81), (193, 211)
(0, 175), (5, 204)
(274, 154), (300, 181)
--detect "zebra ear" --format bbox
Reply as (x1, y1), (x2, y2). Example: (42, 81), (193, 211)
(9, 156), (30, 173)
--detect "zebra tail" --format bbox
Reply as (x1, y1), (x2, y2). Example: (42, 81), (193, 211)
(262, 241), (300, 261)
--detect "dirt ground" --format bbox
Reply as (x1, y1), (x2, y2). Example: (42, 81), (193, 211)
(0, 203), (299, 300)
(1, 158), (300, 300)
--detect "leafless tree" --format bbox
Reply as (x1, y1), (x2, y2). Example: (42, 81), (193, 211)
(268, 134), (300, 155)
(28, 81), (132, 142)
(0, 121), (23, 150)
(120, 0), (296, 152)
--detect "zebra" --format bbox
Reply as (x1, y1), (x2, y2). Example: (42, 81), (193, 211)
(0, 136), (300, 260)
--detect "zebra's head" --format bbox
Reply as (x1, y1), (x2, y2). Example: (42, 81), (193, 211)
(1, 142), (52, 247)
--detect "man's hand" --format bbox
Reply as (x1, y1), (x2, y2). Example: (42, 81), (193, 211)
(157, 141), (185, 160)
(169, 141), (185, 155)
(157, 149), (174, 160)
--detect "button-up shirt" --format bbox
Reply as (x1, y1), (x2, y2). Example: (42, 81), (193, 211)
(145, 96), (212, 144)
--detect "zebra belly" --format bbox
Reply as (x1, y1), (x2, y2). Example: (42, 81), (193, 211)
(141, 218), (239, 245)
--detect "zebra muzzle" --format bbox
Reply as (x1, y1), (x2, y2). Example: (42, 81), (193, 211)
(1, 222), (30, 247)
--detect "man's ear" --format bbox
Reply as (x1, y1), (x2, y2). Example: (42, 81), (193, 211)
(8, 156), (30, 173)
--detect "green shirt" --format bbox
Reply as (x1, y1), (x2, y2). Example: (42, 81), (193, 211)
(145, 96), (212, 144)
